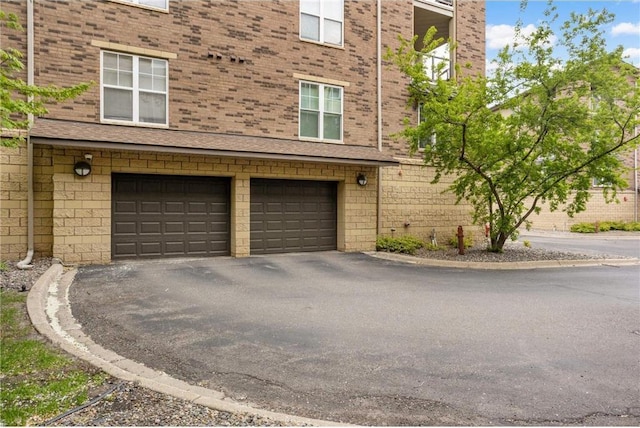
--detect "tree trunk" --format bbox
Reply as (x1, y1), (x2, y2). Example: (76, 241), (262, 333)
(490, 231), (510, 252)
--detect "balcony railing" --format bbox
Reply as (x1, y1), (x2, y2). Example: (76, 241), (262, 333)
(423, 52), (451, 81)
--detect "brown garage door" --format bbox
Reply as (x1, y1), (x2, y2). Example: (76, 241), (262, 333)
(112, 174), (230, 259)
(250, 179), (337, 254)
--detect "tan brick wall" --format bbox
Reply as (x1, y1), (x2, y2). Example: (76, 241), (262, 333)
(380, 159), (483, 245)
(526, 191), (639, 232)
(23, 0), (378, 147)
(0, 143), (53, 261)
(15, 146), (377, 264)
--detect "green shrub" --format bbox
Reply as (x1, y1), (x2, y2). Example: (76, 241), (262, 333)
(0, 261), (8, 272)
(571, 221), (640, 233)
(523, 240), (531, 248)
(570, 223), (596, 233)
(376, 235), (426, 255)
(623, 222), (640, 232)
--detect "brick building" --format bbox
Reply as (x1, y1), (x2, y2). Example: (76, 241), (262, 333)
(1, 0), (486, 264)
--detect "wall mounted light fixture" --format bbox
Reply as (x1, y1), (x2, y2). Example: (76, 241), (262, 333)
(74, 154), (92, 177)
(356, 173), (368, 187)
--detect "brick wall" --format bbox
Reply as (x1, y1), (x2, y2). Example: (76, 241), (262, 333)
(27, 146), (377, 264)
(25, 0), (378, 147)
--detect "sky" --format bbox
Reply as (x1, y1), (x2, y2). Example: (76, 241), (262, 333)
(485, 0), (640, 73)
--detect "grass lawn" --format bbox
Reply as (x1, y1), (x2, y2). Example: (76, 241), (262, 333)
(1, 290), (109, 425)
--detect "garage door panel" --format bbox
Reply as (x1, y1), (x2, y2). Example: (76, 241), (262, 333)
(165, 202), (185, 213)
(140, 222), (161, 234)
(114, 201), (137, 214)
(112, 174), (230, 259)
(251, 179), (337, 255)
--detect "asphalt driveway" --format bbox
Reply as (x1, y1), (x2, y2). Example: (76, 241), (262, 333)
(69, 252), (640, 425)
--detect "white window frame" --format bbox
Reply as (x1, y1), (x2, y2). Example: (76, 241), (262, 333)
(113, 0), (169, 11)
(100, 51), (169, 127)
(299, 0), (344, 47)
(299, 81), (343, 143)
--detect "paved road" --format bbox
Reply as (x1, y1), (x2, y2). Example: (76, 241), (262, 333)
(70, 252), (640, 425)
(520, 230), (640, 259)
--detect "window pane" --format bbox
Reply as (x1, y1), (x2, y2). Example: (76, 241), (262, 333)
(324, 86), (341, 114)
(104, 87), (133, 121)
(323, 113), (341, 140)
(324, 0), (343, 21)
(119, 55), (133, 72)
(152, 60), (166, 77)
(300, 111), (319, 138)
(119, 70), (133, 88)
(301, 83), (319, 110)
(103, 69), (118, 86)
(153, 76), (166, 91)
(139, 58), (152, 75)
(324, 19), (342, 45)
(139, 92), (167, 124)
(300, 0), (320, 15)
(301, 13), (320, 41)
(139, 74), (153, 90)
(103, 52), (118, 69)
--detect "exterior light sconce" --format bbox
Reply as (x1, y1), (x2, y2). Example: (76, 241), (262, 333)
(356, 173), (368, 187)
(74, 154), (92, 177)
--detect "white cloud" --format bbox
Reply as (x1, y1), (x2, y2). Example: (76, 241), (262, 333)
(611, 22), (640, 36)
(622, 47), (640, 65)
(486, 23), (556, 50)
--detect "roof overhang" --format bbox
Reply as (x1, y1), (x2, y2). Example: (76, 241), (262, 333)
(30, 119), (398, 167)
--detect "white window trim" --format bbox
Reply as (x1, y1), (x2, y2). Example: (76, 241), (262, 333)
(107, 0), (169, 12)
(299, 0), (344, 47)
(298, 80), (344, 143)
(100, 50), (169, 127)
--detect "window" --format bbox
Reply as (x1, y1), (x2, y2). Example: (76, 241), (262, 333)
(101, 51), (168, 126)
(300, 0), (343, 46)
(119, 0), (168, 10)
(417, 104), (436, 149)
(299, 82), (343, 142)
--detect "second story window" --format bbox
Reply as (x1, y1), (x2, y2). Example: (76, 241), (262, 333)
(119, 0), (168, 10)
(299, 81), (343, 142)
(101, 51), (168, 126)
(300, 0), (343, 46)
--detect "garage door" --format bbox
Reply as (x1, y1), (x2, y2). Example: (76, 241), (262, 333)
(250, 179), (337, 254)
(112, 174), (230, 259)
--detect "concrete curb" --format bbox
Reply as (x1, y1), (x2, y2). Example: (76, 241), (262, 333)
(27, 264), (350, 427)
(366, 252), (640, 269)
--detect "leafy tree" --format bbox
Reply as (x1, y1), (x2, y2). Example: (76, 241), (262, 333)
(1, 10), (90, 147)
(386, 1), (640, 251)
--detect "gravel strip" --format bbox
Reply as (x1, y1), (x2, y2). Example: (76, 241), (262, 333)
(413, 240), (625, 263)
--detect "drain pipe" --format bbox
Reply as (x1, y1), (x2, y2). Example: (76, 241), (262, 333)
(17, 0), (35, 270)
(376, 0), (383, 235)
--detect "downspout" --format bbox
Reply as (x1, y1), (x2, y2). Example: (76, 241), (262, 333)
(17, 0), (35, 269)
(376, 0), (383, 235)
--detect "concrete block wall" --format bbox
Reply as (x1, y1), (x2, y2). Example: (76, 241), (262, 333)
(527, 191), (639, 231)
(0, 143), (54, 261)
(380, 160), (482, 245)
(35, 146), (378, 264)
